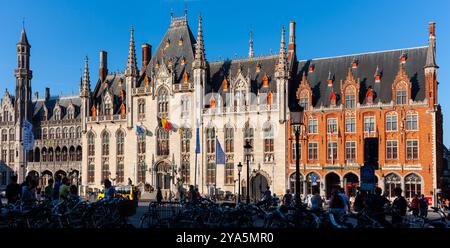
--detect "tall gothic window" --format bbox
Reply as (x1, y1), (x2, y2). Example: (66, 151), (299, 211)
(385, 173), (401, 199)
(137, 131), (146, 184)
(115, 130), (124, 184)
(87, 132), (95, 183)
(406, 113), (418, 131)
(56, 128), (61, 139)
(88, 132), (95, 156)
(263, 123), (274, 162)
(102, 132), (109, 156)
(157, 88), (169, 117)
(42, 128), (48, 140)
(243, 124), (254, 161)
(225, 163), (234, 185)
(9, 129), (14, 141)
(206, 128), (216, 186)
(157, 128), (169, 156)
(62, 127), (68, 139)
(181, 129), (191, 154)
(206, 128), (215, 154)
(225, 126), (234, 153)
(404, 173), (422, 199)
(49, 128), (55, 139)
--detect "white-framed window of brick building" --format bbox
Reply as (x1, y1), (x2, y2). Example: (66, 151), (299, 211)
(291, 141), (301, 161)
(364, 116), (375, 133)
(386, 112), (398, 132)
(404, 173), (422, 199)
(345, 94), (356, 109)
(345, 141), (356, 162)
(396, 89), (407, 105)
(406, 140), (419, 160)
(345, 117), (356, 133)
(308, 118), (318, 134)
(406, 113), (418, 131)
(327, 118), (338, 134)
(299, 96), (309, 110)
(263, 123), (274, 162)
(386, 140), (398, 160)
(327, 141), (338, 162)
(308, 142), (318, 161)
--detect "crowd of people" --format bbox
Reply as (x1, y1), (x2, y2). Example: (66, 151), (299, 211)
(4, 174), (81, 208)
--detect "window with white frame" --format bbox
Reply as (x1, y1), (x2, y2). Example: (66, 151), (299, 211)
(327, 118), (338, 134)
(299, 95), (309, 110)
(406, 140), (419, 160)
(345, 117), (356, 133)
(308, 142), (318, 160)
(396, 89), (407, 105)
(291, 141), (301, 161)
(308, 118), (318, 134)
(327, 141), (338, 161)
(386, 113), (398, 131)
(345, 141), (356, 162)
(386, 140), (398, 160)
(364, 116), (375, 133)
(345, 94), (356, 109)
(406, 113), (418, 131)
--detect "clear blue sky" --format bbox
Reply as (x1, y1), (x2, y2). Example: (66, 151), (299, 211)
(0, 0), (449, 144)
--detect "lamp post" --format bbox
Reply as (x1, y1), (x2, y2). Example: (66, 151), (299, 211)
(290, 107), (304, 209)
(237, 162), (243, 204)
(244, 141), (252, 204)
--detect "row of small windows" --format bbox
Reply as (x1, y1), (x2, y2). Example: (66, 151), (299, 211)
(41, 127), (82, 140)
(291, 140), (419, 161)
(0, 110), (13, 122)
(29, 146), (82, 163)
(44, 107), (77, 121)
(0, 129), (15, 142)
(299, 89), (409, 109)
(306, 113), (419, 135)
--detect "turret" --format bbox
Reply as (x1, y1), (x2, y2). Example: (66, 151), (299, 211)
(275, 26), (288, 123)
(249, 30), (254, 58)
(80, 56), (91, 132)
(14, 26), (33, 124)
(424, 21), (438, 107)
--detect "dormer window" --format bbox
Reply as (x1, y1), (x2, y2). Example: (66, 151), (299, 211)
(178, 37), (183, 46)
(366, 87), (374, 104)
(400, 53), (407, 64)
(67, 107), (75, 119)
(210, 95), (216, 108)
(165, 39), (170, 48)
(299, 91), (309, 110)
(396, 88), (407, 105)
(54, 108), (61, 121)
(103, 94), (113, 116)
(308, 65), (314, 73)
(222, 78), (228, 92)
(256, 64), (261, 73)
(330, 89), (337, 106)
(262, 74), (269, 88)
(267, 91), (273, 105)
(183, 71), (189, 84)
(352, 60), (358, 69)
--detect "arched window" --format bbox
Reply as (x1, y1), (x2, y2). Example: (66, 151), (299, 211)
(76, 127), (82, 138)
(386, 112), (398, 132)
(9, 129), (15, 141)
(156, 128), (169, 156)
(225, 126), (234, 153)
(87, 163), (95, 183)
(244, 123), (254, 161)
(55, 147), (61, 162)
(306, 172), (320, 195)
(116, 130), (125, 184)
(404, 173), (421, 199)
(396, 86), (407, 105)
(104, 95), (112, 116)
(181, 129), (191, 154)
(41, 147), (47, 162)
(62, 127), (68, 139)
(76, 146), (82, 161)
(289, 172), (304, 195)
(101, 132), (109, 156)
(48, 147), (54, 162)
(206, 128), (215, 154)
(68, 127), (74, 139)
(385, 173), (401, 199)
(87, 132), (95, 156)
(62, 147), (68, 161)
(101, 161), (109, 182)
(49, 128), (55, 139)
(56, 128), (61, 139)
(69, 146), (75, 161)
(263, 123), (274, 162)
(137, 131), (146, 184)
(67, 106), (75, 119)
(54, 108), (61, 121)
(2, 129), (8, 142)
(157, 88), (168, 117)
(345, 87), (356, 109)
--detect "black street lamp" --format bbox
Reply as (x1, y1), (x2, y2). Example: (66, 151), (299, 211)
(290, 107), (304, 209)
(237, 162), (243, 204)
(244, 141), (252, 204)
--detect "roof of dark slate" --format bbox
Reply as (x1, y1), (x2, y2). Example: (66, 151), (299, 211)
(289, 46), (429, 109)
(91, 73), (126, 115)
(207, 55), (279, 106)
(32, 96), (81, 124)
(138, 17), (197, 87)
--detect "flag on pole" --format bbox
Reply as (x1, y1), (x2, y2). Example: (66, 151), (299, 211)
(215, 137), (225, 164)
(157, 116), (179, 132)
(195, 127), (200, 154)
(22, 119), (34, 151)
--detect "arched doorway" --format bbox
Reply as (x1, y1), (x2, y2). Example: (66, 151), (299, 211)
(250, 173), (269, 203)
(289, 172), (304, 196)
(68, 170), (80, 186)
(343, 172), (359, 197)
(325, 172), (341, 199)
(55, 170), (67, 179)
(306, 172), (321, 195)
(155, 162), (171, 190)
(41, 170), (53, 187)
(384, 173), (401, 199)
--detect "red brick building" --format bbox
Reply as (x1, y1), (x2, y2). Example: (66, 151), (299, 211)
(287, 22), (442, 204)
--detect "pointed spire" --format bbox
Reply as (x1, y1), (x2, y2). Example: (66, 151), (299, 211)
(193, 15), (206, 69)
(18, 19), (30, 46)
(82, 56), (91, 93)
(249, 30), (254, 58)
(125, 25), (138, 77)
(425, 21), (438, 68)
(276, 25), (287, 78)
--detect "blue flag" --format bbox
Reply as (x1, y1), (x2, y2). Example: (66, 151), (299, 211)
(216, 137), (226, 164)
(23, 119), (34, 151)
(195, 127), (200, 154)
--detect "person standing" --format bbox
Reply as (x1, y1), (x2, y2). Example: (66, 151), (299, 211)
(329, 189), (346, 217)
(156, 187), (163, 204)
(410, 194), (420, 217)
(339, 187), (350, 213)
(353, 189), (367, 212)
(52, 175), (62, 203)
(21, 178), (37, 208)
(5, 175), (21, 205)
(391, 187), (407, 227)
(59, 177), (71, 203)
(282, 189), (293, 207)
(419, 194), (429, 218)
(104, 179), (115, 200)
(43, 178), (54, 201)
(310, 187), (323, 211)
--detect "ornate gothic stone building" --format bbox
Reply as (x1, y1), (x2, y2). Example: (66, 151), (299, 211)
(0, 13), (443, 203)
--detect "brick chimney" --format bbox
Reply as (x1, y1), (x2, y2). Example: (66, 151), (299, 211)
(45, 88), (50, 101)
(142, 43), (151, 70)
(99, 51), (108, 82)
(288, 21), (296, 51)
